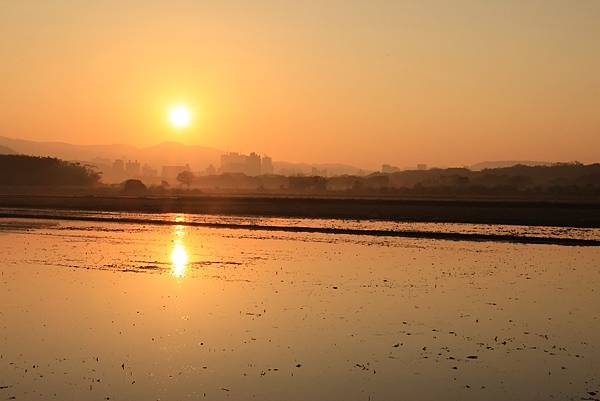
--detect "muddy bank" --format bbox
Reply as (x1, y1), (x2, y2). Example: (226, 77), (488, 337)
(1, 194), (600, 228)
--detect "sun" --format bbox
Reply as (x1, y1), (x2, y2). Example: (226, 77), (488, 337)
(169, 105), (191, 129)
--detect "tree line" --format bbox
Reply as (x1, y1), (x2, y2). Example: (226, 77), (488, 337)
(171, 162), (600, 199)
(0, 155), (100, 186)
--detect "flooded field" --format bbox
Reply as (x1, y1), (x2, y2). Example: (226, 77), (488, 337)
(1, 214), (600, 400)
(2, 208), (600, 245)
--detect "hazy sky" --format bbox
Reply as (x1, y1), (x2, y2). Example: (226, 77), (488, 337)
(1, 0), (599, 168)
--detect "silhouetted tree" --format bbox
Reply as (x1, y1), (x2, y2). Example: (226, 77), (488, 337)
(121, 179), (147, 195)
(176, 170), (195, 188)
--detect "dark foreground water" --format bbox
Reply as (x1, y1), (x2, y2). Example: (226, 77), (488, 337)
(1, 212), (600, 400)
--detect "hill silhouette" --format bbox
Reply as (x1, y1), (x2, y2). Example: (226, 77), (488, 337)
(0, 136), (223, 171)
(0, 136), (368, 176)
(0, 155), (100, 186)
(0, 145), (16, 154)
(470, 160), (552, 170)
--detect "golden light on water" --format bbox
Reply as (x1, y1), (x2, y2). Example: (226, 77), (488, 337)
(171, 243), (188, 278)
(170, 222), (188, 278)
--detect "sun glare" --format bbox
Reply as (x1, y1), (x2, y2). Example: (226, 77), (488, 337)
(169, 105), (191, 129)
(171, 242), (188, 278)
(170, 223), (188, 278)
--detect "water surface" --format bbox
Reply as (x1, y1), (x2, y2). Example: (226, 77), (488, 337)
(1, 216), (599, 400)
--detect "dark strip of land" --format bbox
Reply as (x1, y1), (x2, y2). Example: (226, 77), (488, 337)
(0, 210), (598, 246)
(1, 194), (600, 227)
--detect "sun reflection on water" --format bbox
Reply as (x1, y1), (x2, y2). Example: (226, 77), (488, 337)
(171, 242), (188, 278)
(170, 221), (188, 278)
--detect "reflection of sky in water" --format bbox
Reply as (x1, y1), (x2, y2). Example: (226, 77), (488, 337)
(1, 216), (600, 401)
(2, 208), (600, 241)
(170, 222), (188, 278)
(0, 208), (600, 239)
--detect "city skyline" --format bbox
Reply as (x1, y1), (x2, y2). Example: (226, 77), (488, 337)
(2, 134), (562, 184)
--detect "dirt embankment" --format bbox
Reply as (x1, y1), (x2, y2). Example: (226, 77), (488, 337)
(1, 194), (600, 228)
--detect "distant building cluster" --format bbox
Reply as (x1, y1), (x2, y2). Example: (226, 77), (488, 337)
(112, 159), (162, 180)
(381, 163), (428, 173)
(90, 150), (397, 186)
(382, 164), (401, 174)
(220, 152), (273, 176)
(90, 151), (274, 185)
(89, 152), (434, 187)
(91, 157), (184, 184)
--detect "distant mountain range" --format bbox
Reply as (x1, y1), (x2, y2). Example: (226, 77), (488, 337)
(0, 136), (556, 177)
(469, 160), (553, 171)
(0, 145), (16, 155)
(0, 136), (367, 176)
(272, 161), (368, 176)
(0, 136), (223, 171)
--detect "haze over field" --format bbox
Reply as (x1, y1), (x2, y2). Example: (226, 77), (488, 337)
(1, 1), (599, 169)
(3, 3), (600, 401)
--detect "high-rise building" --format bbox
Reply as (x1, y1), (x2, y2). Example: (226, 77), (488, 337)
(220, 152), (267, 176)
(247, 152), (261, 176)
(113, 159), (124, 175)
(261, 156), (273, 175)
(220, 152), (246, 174)
(125, 160), (141, 177)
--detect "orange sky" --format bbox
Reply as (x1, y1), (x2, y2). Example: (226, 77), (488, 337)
(1, 1), (599, 168)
